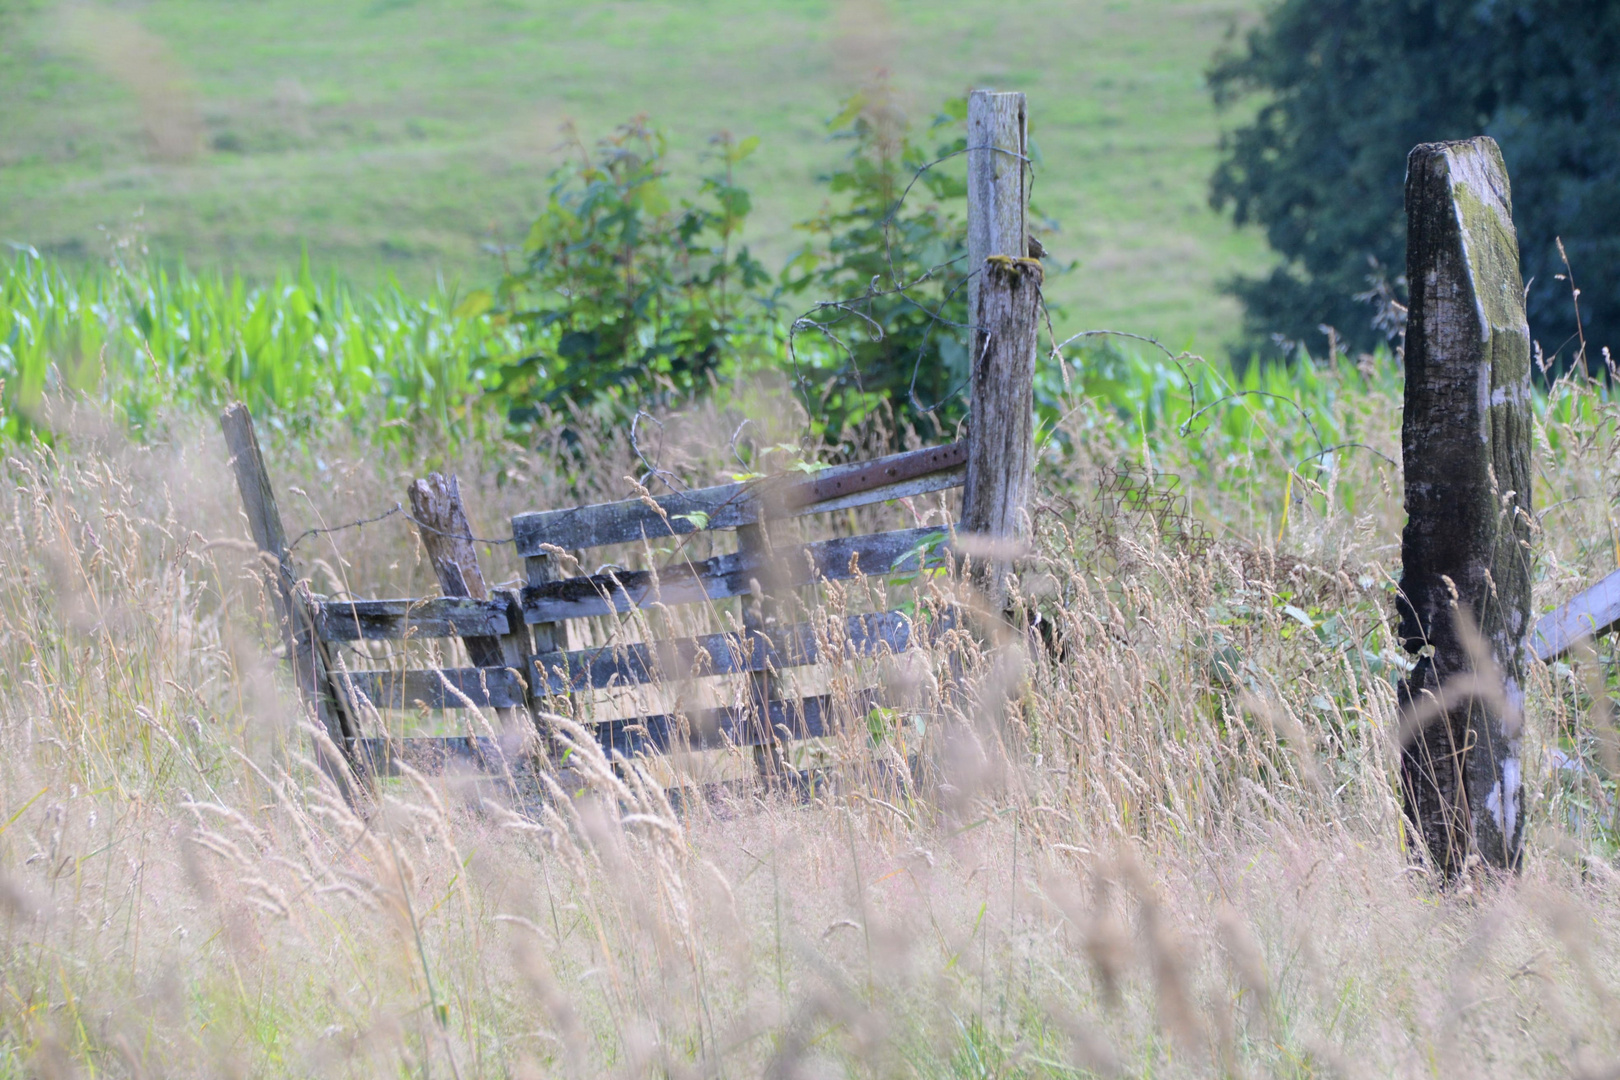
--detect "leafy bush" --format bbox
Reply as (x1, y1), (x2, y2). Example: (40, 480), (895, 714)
(488, 121), (774, 424)
(486, 90), (980, 441)
(777, 91), (971, 437)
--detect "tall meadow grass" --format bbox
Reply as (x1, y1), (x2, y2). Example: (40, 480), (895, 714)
(0, 333), (1617, 1076)
(7, 249), (1620, 1075)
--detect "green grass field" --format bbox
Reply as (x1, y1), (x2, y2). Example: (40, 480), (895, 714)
(0, 0), (1270, 352)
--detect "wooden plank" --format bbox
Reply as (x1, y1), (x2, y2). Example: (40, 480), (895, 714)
(531, 610), (920, 694)
(349, 691), (878, 777)
(797, 466), (963, 518)
(1531, 568), (1620, 662)
(524, 553), (567, 655)
(793, 441), (967, 506)
(520, 526), (949, 623)
(596, 691), (876, 757)
(737, 519), (784, 778)
(511, 442), (966, 556)
(491, 586), (538, 708)
(336, 667), (531, 711)
(353, 734), (542, 779)
(316, 597), (510, 642)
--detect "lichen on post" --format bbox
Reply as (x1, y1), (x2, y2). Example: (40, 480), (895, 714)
(1397, 137), (1533, 876)
(961, 89), (1037, 611)
(961, 254), (1043, 608)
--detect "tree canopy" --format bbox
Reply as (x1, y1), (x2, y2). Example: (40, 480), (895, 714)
(1210, 0), (1620, 368)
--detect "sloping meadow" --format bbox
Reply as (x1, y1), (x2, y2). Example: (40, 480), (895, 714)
(1, 363), (1620, 1076)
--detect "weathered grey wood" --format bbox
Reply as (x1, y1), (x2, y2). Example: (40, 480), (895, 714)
(520, 527), (949, 623)
(797, 467), (964, 518)
(530, 610), (922, 694)
(961, 90), (1037, 611)
(1530, 569), (1620, 662)
(491, 586), (538, 703)
(1397, 137), (1533, 877)
(960, 255), (1043, 607)
(353, 734), (542, 779)
(220, 403), (359, 789)
(524, 554), (567, 658)
(596, 690), (877, 756)
(408, 472), (505, 668)
(336, 666), (531, 711)
(510, 442), (966, 556)
(966, 90), (1028, 332)
(350, 692), (873, 775)
(315, 597), (510, 642)
(737, 520), (784, 777)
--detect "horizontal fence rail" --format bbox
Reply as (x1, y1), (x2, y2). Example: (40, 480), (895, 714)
(531, 610), (930, 694)
(318, 596), (512, 641)
(337, 666), (531, 711)
(512, 441), (966, 555)
(519, 526), (949, 623)
(591, 689), (881, 756)
(350, 688), (885, 777)
(353, 734), (544, 779)
(1530, 567), (1620, 662)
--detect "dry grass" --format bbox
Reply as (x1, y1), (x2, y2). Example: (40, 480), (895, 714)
(2, 375), (1620, 1078)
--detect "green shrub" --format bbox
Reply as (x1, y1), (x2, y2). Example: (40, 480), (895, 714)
(488, 120), (774, 425)
(777, 91), (971, 437)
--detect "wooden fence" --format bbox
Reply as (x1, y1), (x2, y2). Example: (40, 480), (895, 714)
(220, 104), (1620, 863)
(222, 90), (1038, 796)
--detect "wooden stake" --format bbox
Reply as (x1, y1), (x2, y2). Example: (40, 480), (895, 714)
(962, 89), (1038, 609)
(966, 89), (1029, 323)
(409, 473), (534, 733)
(219, 403), (359, 791)
(1398, 137), (1533, 875)
(408, 473), (504, 668)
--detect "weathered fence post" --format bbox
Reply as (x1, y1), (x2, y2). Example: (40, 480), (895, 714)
(409, 473), (506, 672)
(737, 520), (785, 782)
(409, 473), (533, 731)
(1398, 137), (1533, 875)
(220, 403), (360, 793)
(961, 88), (1040, 607)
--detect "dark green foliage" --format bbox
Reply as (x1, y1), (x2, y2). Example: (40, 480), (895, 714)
(1210, 0), (1620, 367)
(1491, 1), (1620, 368)
(491, 121), (772, 423)
(778, 92), (971, 437)
(491, 98), (979, 440)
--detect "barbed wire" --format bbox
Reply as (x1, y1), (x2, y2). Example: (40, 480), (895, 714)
(631, 410), (687, 493)
(1045, 325), (1398, 476)
(288, 503), (516, 553)
(786, 140), (1032, 425)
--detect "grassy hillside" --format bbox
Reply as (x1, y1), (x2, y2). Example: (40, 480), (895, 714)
(0, 0), (1270, 352)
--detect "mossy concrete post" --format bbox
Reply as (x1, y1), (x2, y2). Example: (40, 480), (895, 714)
(1398, 137), (1533, 876)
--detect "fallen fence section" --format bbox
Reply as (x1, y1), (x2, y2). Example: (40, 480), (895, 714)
(225, 90), (1040, 798)
(1530, 568), (1620, 663)
(228, 406), (969, 788)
